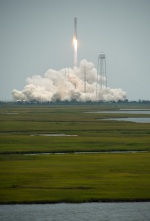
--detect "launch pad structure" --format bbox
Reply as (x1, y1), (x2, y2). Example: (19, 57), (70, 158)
(96, 53), (107, 97)
(98, 53), (107, 87)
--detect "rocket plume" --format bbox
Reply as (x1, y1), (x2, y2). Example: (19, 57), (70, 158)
(73, 17), (78, 66)
(12, 59), (127, 102)
(73, 37), (78, 66)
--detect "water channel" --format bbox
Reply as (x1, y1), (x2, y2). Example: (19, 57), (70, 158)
(88, 109), (150, 114)
(102, 117), (150, 123)
(87, 109), (150, 123)
(0, 202), (150, 221)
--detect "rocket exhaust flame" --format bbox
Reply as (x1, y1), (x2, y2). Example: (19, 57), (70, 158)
(73, 17), (78, 66)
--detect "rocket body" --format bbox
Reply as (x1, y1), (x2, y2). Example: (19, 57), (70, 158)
(74, 17), (77, 39)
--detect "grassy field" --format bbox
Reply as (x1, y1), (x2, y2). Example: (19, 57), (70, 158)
(0, 153), (150, 203)
(0, 103), (150, 203)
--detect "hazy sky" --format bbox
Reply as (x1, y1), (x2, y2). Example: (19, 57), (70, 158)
(0, 0), (150, 101)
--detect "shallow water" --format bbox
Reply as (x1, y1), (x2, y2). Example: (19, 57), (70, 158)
(30, 134), (77, 137)
(25, 150), (147, 156)
(0, 133), (78, 136)
(0, 202), (150, 221)
(87, 109), (150, 123)
(87, 110), (150, 114)
(6, 113), (19, 114)
(102, 117), (150, 123)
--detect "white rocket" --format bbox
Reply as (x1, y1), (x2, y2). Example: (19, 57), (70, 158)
(74, 17), (77, 39)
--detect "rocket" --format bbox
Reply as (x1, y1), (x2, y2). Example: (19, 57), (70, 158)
(74, 17), (77, 39)
(73, 17), (78, 66)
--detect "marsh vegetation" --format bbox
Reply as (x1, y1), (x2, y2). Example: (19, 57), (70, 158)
(0, 103), (150, 203)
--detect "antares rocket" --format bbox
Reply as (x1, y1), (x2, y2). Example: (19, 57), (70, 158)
(74, 17), (77, 39)
(73, 17), (78, 66)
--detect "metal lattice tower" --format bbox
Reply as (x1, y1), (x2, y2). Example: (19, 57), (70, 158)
(96, 53), (107, 96)
(84, 67), (86, 93)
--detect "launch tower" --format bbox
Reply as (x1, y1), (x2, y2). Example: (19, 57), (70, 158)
(97, 53), (107, 90)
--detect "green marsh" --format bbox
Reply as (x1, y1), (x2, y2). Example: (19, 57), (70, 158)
(0, 103), (150, 203)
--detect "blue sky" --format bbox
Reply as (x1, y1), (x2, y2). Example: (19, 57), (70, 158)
(0, 0), (150, 101)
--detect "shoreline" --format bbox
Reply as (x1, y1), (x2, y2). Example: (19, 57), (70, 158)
(0, 150), (149, 155)
(0, 199), (150, 205)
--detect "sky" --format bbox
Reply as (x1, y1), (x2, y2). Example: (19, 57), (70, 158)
(0, 0), (150, 101)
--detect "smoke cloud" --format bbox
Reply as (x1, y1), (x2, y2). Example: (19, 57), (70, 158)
(12, 60), (127, 102)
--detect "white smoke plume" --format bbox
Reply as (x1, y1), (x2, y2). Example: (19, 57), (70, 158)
(12, 60), (127, 102)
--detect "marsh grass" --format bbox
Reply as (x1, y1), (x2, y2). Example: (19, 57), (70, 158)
(0, 134), (150, 154)
(0, 103), (150, 203)
(0, 153), (150, 203)
(0, 104), (150, 153)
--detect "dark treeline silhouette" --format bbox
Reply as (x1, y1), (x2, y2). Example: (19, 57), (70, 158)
(1, 99), (150, 106)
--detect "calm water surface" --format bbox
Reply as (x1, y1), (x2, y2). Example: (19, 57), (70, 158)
(102, 118), (150, 123)
(88, 110), (150, 114)
(87, 109), (150, 123)
(0, 203), (150, 221)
